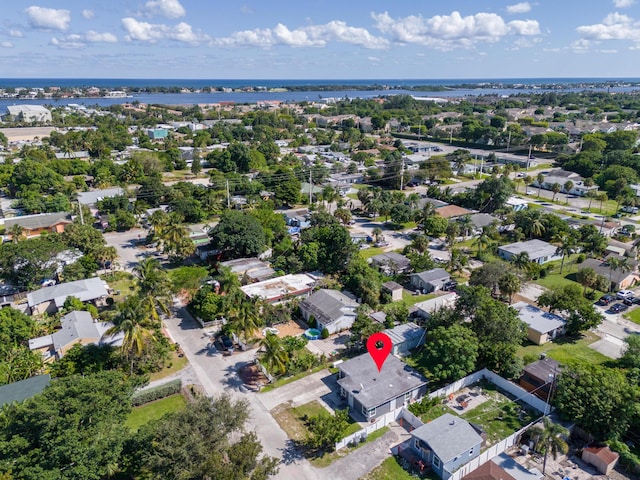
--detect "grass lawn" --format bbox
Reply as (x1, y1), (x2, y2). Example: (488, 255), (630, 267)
(362, 456), (440, 480)
(534, 259), (606, 296)
(624, 308), (640, 325)
(148, 350), (189, 382)
(259, 365), (328, 393)
(418, 403), (449, 423)
(461, 385), (535, 445)
(401, 290), (438, 307)
(101, 271), (138, 301)
(125, 394), (186, 431)
(517, 331), (608, 366)
(359, 246), (385, 259)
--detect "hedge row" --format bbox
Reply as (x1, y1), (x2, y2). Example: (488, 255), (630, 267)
(131, 379), (182, 406)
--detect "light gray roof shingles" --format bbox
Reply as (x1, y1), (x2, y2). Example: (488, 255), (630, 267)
(412, 268), (450, 284)
(412, 413), (483, 464)
(27, 277), (109, 309)
(4, 212), (72, 230)
(512, 302), (566, 334)
(300, 289), (358, 326)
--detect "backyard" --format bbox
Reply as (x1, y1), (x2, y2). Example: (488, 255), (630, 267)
(125, 393), (186, 432)
(363, 456), (439, 480)
(517, 331), (609, 366)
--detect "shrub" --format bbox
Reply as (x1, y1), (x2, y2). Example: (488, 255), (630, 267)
(576, 253), (586, 264)
(131, 379), (182, 406)
(408, 396), (441, 417)
(307, 315), (316, 328)
(321, 328), (329, 339)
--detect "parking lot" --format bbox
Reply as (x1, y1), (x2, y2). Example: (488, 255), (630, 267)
(591, 291), (640, 358)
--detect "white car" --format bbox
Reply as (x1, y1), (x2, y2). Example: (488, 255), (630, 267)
(616, 290), (634, 300)
(526, 190), (536, 195)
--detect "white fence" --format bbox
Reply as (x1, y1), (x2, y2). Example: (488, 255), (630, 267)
(335, 407), (402, 450)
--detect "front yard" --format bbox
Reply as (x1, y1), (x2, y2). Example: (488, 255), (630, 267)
(125, 393), (187, 431)
(517, 331), (609, 366)
(624, 308), (640, 325)
(363, 456), (439, 480)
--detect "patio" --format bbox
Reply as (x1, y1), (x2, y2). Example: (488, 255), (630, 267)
(305, 332), (350, 357)
(444, 385), (491, 415)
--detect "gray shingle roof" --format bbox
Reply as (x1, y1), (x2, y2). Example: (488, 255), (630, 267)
(412, 268), (450, 284)
(498, 239), (557, 261)
(370, 252), (411, 270)
(0, 374), (50, 407)
(4, 212), (72, 231)
(337, 353), (427, 409)
(412, 413), (483, 464)
(512, 302), (566, 334)
(300, 289), (358, 326)
(384, 322), (424, 346)
(50, 311), (111, 351)
(27, 277), (109, 309)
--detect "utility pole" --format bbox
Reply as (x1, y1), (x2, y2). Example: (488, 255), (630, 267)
(506, 130), (512, 152)
(309, 168), (313, 205)
(527, 144), (532, 170)
(226, 179), (230, 209)
(449, 127), (453, 144)
(400, 158), (405, 191)
(78, 201), (84, 225)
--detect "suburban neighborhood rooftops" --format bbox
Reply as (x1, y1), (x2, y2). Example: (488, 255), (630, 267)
(337, 353), (427, 410)
(370, 252), (411, 270)
(523, 358), (560, 381)
(463, 459), (516, 480)
(468, 213), (499, 229)
(27, 277), (109, 309)
(4, 212), (72, 230)
(28, 311), (112, 352)
(412, 413), (484, 464)
(512, 302), (566, 334)
(412, 268), (450, 284)
(490, 452), (542, 480)
(437, 205), (473, 219)
(300, 289), (358, 326)
(384, 322), (424, 346)
(0, 374), (51, 408)
(240, 273), (316, 301)
(382, 280), (403, 291)
(77, 187), (125, 206)
(582, 445), (619, 465)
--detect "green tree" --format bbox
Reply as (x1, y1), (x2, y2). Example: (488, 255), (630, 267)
(423, 215), (448, 238)
(551, 182), (562, 202)
(258, 332), (289, 377)
(421, 325), (479, 384)
(209, 210), (267, 259)
(498, 272), (521, 304)
(228, 298), (263, 345)
(530, 417), (569, 475)
(552, 233), (576, 274)
(576, 266), (598, 295)
(306, 408), (350, 451)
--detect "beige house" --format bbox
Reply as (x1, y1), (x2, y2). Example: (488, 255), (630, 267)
(512, 302), (566, 345)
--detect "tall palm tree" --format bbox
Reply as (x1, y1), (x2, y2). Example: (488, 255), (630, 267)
(106, 298), (154, 374)
(473, 228), (493, 256)
(8, 224), (25, 243)
(95, 245), (118, 269)
(162, 221), (189, 257)
(258, 332), (289, 377)
(530, 417), (569, 475)
(552, 234), (576, 274)
(229, 298), (263, 345)
(134, 258), (172, 322)
(597, 192), (608, 213)
(608, 256), (630, 292)
(536, 173), (545, 197)
(513, 251), (531, 271)
(530, 217), (546, 239)
(551, 183), (562, 202)
(459, 215), (474, 239)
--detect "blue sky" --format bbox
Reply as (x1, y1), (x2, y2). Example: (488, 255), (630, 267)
(1, 0), (640, 79)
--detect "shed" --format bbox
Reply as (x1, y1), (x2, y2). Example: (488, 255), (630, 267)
(384, 322), (425, 357)
(382, 281), (403, 302)
(582, 445), (619, 475)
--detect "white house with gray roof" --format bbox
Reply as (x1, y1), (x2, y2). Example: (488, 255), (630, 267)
(411, 413), (485, 480)
(336, 353), (428, 421)
(410, 268), (451, 293)
(299, 289), (358, 334)
(498, 239), (561, 265)
(27, 277), (110, 315)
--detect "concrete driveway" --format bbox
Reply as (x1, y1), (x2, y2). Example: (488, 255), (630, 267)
(591, 303), (640, 358)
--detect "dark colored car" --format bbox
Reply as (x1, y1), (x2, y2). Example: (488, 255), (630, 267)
(624, 296), (636, 306)
(442, 281), (458, 292)
(608, 303), (629, 314)
(596, 294), (616, 306)
(219, 335), (234, 352)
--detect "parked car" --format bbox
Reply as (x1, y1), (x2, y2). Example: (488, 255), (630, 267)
(219, 335), (234, 352)
(596, 294), (616, 306)
(617, 290), (634, 300)
(608, 303), (629, 314)
(442, 281), (458, 292)
(374, 241), (390, 247)
(623, 296), (636, 306)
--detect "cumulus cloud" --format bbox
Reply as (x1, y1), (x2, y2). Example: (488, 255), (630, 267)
(613, 0), (635, 7)
(371, 10), (539, 50)
(122, 17), (208, 45)
(144, 0), (186, 19)
(8, 29), (23, 38)
(212, 21), (388, 49)
(506, 2), (532, 14)
(1, 41), (13, 48)
(576, 12), (640, 42)
(82, 9), (95, 20)
(50, 30), (117, 48)
(25, 6), (71, 31)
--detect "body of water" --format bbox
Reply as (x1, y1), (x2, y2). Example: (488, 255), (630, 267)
(0, 78), (639, 108)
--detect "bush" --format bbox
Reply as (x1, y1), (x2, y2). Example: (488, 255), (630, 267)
(408, 396), (441, 417)
(131, 379), (182, 406)
(321, 328), (329, 339)
(576, 253), (586, 264)
(307, 315), (316, 328)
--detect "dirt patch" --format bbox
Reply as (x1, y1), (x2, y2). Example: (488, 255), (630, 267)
(271, 402), (307, 441)
(261, 319), (306, 338)
(239, 363), (269, 386)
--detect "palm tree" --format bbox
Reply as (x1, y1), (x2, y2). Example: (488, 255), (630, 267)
(551, 183), (562, 202)
(597, 192), (608, 213)
(445, 221), (460, 250)
(608, 256), (630, 292)
(459, 215), (473, 239)
(513, 251), (531, 271)
(134, 258), (172, 322)
(498, 272), (521, 304)
(372, 227), (383, 244)
(106, 299), (154, 374)
(258, 332), (289, 377)
(530, 417), (569, 475)
(229, 297), (263, 345)
(552, 234), (576, 274)
(406, 192), (421, 210)
(576, 267), (597, 295)
(585, 190), (597, 212)
(95, 245), (118, 269)
(530, 217), (546, 239)
(162, 221), (189, 257)
(563, 180), (574, 203)
(8, 224), (24, 243)
(472, 228), (493, 256)
(536, 173), (545, 197)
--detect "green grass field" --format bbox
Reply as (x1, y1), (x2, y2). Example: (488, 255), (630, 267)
(624, 308), (640, 325)
(362, 456), (439, 480)
(517, 331), (608, 366)
(125, 394), (187, 431)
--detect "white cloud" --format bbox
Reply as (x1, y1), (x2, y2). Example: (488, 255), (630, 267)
(25, 6), (71, 31)
(8, 29), (23, 38)
(144, 0), (186, 19)
(212, 21), (388, 49)
(122, 17), (208, 45)
(50, 31), (117, 49)
(576, 12), (640, 42)
(240, 5), (255, 14)
(506, 2), (532, 14)
(1, 41), (13, 48)
(82, 9), (95, 20)
(371, 10), (538, 50)
(368, 56), (381, 62)
(613, 0), (635, 7)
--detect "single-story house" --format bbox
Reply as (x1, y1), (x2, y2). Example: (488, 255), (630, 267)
(498, 239), (561, 265)
(465, 213), (499, 234)
(384, 322), (425, 357)
(26, 277), (110, 315)
(410, 268), (451, 293)
(220, 257), (275, 283)
(582, 445), (619, 475)
(411, 413), (485, 480)
(0, 374), (51, 408)
(77, 187), (125, 206)
(512, 302), (567, 345)
(412, 292), (457, 319)
(532, 169), (598, 197)
(337, 353), (428, 421)
(283, 209), (311, 229)
(370, 252), (411, 275)
(28, 310), (120, 361)
(436, 205), (474, 219)
(3, 212), (73, 240)
(519, 358), (560, 400)
(580, 256), (639, 291)
(239, 273), (316, 304)
(382, 281), (403, 302)
(299, 289), (358, 334)
(464, 453), (542, 480)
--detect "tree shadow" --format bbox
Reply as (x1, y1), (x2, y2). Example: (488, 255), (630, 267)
(278, 439), (307, 465)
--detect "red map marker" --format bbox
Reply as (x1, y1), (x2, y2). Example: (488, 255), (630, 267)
(366, 332), (392, 372)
